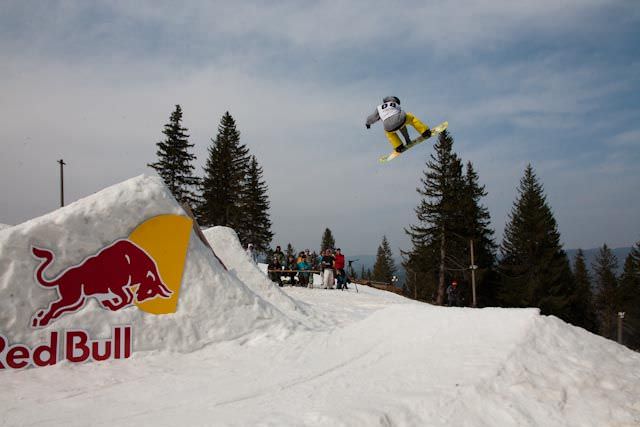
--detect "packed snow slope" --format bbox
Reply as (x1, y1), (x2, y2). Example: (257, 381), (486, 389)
(203, 226), (330, 328)
(0, 175), (301, 352)
(1, 176), (639, 426)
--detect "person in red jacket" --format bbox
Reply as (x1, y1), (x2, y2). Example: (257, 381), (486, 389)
(334, 248), (347, 289)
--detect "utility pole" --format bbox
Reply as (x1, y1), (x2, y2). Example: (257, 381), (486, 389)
(470, 239), (478, 307)
(58, 159), (66, 207)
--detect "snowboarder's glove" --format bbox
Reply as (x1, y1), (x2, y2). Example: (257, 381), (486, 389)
(366, 124), (371, 129)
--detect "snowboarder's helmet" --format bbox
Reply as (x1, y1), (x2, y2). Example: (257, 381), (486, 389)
(383, 96), (400, 105)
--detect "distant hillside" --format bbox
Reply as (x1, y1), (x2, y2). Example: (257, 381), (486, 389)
(566, 247), (632, 275)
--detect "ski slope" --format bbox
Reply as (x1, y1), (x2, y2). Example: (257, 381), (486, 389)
(1, 175), (639, 426)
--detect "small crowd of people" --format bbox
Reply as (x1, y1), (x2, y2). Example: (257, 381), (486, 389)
(246, 244), (349, 290)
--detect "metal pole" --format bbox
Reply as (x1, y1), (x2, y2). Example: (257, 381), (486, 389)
(58, 159), (66, 207)
(618, 312), (625, 344)
(470, 239), (477, 307)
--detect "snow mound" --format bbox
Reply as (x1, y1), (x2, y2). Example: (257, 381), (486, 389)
(0, 175), (297, 353)
(0, 224), (11, 231)
(203, 227), (316, 324)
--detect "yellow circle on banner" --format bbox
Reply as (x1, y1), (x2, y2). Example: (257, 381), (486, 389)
(128, 214), (192, 314)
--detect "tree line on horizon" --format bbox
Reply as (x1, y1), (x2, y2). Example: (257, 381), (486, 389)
(148, 105), (273, 253)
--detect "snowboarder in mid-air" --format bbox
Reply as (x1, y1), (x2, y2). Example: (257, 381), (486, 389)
(365, 96), (431, 153)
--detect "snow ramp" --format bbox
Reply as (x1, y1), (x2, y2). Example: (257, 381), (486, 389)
(0, 175), (302, 354)
(203, 226), (328, 327)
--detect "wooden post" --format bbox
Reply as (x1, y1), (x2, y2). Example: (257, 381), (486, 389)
(470, 239), (477, 308)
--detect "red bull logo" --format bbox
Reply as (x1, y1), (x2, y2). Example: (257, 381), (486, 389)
(29, 214), (193, 328)
(31, 240), (172, 328)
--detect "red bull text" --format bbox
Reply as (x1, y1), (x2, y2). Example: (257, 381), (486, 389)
(0, 326), (132, 370)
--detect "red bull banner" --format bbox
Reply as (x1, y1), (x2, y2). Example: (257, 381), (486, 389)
(1, 214), (192, 370)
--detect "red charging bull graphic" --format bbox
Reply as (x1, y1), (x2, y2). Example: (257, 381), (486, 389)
(31, 240), (172, 328)
(29, 214), (194, 328)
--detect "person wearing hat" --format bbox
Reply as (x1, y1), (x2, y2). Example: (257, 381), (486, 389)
(447, 279), (460, 307)
(297, 252), (311, 287)
(365, 96), (431, 153)
(321, 249), (336, 289)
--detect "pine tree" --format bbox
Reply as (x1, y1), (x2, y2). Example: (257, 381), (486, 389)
(148, 105), (200, 207)
(498, 165), (575, 319)
(320, 228), (335, 252)
(372, 236), (397, 283)
(571, 249), (598, 332)
(240, 156), (273, 254)
(459, 161), (498, 306)
(619, 241), (640, 349)
(404, 130), (468, 304)
(200, 112), (250, 236)
(593, 244), (620, 340)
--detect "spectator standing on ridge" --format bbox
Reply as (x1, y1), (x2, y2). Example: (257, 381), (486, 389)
(321, 249), (336, 289)
(285, 254), (298, 286)
(309, 250), (319, 271)
(273, 245), (285, 266)
(447, 280), (460, 307)
(334, 248), (347, 289)
(268, 254), (283, 287)
(246, 243), (257, 264)
(297, 252), (311, 287)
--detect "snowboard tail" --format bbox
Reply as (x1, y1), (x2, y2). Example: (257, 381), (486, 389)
(379, 121), (448, 163)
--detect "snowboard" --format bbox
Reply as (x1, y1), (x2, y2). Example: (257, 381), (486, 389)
(378, 121), (448, 163)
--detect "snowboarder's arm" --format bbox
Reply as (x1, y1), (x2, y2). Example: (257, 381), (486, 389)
(365, 110), (380, 128)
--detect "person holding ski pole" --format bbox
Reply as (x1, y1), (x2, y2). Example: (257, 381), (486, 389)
(365, 96), (431, 153)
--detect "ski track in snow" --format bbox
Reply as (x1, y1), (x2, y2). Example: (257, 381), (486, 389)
(3, 287), (639, 426)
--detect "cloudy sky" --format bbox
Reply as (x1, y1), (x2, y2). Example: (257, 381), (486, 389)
(1, 1), (639, 257)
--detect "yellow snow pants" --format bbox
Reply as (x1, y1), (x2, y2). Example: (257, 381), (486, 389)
(385, 112), (429, 150)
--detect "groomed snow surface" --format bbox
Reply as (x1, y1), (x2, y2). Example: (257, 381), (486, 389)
(2, 175), (640, 426)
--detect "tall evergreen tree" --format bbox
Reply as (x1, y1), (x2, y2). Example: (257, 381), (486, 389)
(372, 236), (397, 283)
(148, 105), (200, 207)
(320, 228), (335, 252)
(498, 165), (576, 319)
(240, 155), (273, 253)
(619, 240), (640, 349)
(459, 161), (498, 306)
(593, 244), (620, 340)
(404, 130), (473, 304)
(200, 112), (250, 236)
(571, 249), (598, 332)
